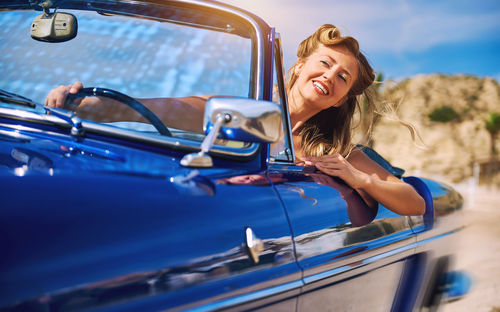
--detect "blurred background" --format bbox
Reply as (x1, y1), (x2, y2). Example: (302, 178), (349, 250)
(223, 0), (500, 311)
(224, 0), (500, 80)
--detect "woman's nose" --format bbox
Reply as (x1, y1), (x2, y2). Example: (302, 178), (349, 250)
(322, 68), (337, 84)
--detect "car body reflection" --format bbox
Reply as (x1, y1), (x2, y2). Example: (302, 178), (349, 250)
(217, 170), (376, 227)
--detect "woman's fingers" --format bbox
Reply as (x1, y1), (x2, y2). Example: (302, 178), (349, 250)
(44, 86), (56, 107)
(314, 158), (342, 168)
(69, 81), (83, 93)
(301, 153), (343, 163)
(45, 81), (83, 108)
(67, 81), (84, 108)
(55, 85), (71, 108)
(301, 154), (344, 169)
(301, 154), (356, 182)
(45, 85), (71, 108)
(301, 154), (369, 191)
(315, 163), (343, 177)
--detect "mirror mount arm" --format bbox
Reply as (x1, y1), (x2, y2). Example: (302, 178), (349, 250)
(180, 113), (231, 168)
(39, 0), (55, 14)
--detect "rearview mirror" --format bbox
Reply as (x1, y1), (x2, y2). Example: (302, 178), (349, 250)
(31, 12), (77, 42)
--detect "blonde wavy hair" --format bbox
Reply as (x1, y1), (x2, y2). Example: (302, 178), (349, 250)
(287, 24), (375, 157)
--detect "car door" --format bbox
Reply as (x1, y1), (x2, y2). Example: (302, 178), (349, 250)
(267, 167), (417, 311)
(0, 166), (302, 311)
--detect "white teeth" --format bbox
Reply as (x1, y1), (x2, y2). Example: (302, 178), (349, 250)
(313, 81), (328, 95)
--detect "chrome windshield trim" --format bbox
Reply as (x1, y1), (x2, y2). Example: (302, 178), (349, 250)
(187, 280), (303, 312)
(0, 107), (259, 157)
(269, 32), (295, 164)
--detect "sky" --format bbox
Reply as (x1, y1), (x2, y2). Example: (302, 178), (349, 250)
(223, 0), (500, 81)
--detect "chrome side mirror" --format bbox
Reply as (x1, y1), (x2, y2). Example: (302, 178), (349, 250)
(204, 97), (282, 143)
(181, 97), (282, 167)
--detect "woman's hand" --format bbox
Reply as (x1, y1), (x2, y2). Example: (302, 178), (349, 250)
(45, 81), (84, 108)
(300, 154), (369, 190)
(301, 150), (425, 216)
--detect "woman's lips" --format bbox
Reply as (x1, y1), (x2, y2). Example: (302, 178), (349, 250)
(312, 80), (329, 95)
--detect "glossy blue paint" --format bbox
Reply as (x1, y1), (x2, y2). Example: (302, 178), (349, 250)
(1, 171), (300, 309)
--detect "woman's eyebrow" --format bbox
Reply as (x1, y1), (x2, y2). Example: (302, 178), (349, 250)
(324, 55), (352, 78)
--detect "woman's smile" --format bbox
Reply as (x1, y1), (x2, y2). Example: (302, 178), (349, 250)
(312, 80), (329, 95)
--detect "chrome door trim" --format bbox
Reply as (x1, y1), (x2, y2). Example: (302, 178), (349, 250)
(302, 241), (417, 285)
(302, 227), (460, 287)
(188, 239), (424, 311)
(187, 280), (303, 312)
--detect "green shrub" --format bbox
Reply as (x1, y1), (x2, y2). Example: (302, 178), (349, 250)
(428, 106), (460, 123)
(486, 112), (500, 133)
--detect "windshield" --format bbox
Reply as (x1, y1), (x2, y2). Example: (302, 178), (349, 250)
(0, 8), (252, 144)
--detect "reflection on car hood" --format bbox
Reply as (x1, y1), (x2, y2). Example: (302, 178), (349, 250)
(0, 124), (240, 180)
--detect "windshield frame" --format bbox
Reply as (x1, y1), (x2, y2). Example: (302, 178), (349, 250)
(2, 0), (267, 99)
(0, 0), (270, 159)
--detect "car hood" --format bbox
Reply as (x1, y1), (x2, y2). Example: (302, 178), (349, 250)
(0, 123), (244, 180)
(0, 124), (273, 307)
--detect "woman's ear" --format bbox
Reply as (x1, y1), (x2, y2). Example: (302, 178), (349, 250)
(294, 60), (304, 75)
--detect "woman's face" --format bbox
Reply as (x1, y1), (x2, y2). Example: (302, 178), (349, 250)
(293, 44), (359, 111)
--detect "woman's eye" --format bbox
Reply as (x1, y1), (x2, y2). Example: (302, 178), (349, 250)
(338, 74), (347, 82)
(320, 60), (330, 67)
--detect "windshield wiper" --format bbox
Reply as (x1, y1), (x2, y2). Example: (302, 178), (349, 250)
(0, 88), (85, 137)
(0, 88), (37, 108)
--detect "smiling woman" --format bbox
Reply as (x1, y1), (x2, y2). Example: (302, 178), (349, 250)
(284, 24), (425, 216)
(287, 24), (374, 158)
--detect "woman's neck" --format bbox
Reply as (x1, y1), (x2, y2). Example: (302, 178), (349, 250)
(288, 85), (321, 134)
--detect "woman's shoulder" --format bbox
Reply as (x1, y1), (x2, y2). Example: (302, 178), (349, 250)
(348, 146), (405, 180)
(346, 147), (370, 164)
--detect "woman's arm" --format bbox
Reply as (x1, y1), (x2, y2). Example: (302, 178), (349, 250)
(45, 81), (208, 133)
(300, 149), (426, 216)
(138, 96), (208, 133)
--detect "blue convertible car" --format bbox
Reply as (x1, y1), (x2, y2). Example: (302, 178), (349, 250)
(0, 0), (467, 311)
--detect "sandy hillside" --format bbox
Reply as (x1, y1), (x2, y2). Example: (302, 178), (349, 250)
(359, 74), (500, 184)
